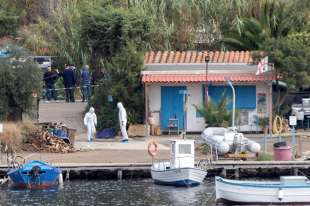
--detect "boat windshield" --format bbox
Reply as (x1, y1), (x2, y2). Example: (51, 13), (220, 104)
(179, 144), (191, 154)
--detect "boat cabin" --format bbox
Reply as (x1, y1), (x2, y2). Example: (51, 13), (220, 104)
(280, 176), (309, 186)
(170, 139), (195, 168)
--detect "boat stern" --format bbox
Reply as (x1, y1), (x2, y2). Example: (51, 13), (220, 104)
(7, 161), (61, 189)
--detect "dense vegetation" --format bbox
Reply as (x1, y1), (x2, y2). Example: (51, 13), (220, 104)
(0, 47), (42, 120)
(0, 0), (21, 37)
(0, 0), (309, 126)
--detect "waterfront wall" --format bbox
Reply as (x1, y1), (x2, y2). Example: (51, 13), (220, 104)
(2, 161), (310, 180)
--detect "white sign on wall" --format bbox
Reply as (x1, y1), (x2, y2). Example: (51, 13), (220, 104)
(289, 116), (297, 126)
(0, 123), (3, 133)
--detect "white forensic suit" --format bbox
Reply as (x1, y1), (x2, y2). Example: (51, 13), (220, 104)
(84, 107), (97, 142)
(117, 102), (128, 142)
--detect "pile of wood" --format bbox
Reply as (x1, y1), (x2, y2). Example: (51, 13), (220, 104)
(22, 130), (74, 153)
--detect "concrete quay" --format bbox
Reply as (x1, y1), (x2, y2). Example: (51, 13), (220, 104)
(1, 160), (310, 180)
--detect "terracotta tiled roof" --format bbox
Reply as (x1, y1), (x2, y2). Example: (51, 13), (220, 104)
(142, 73), (275, 83)
(144, 51), (253, 64)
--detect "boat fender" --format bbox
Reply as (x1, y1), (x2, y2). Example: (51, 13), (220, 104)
(278, 188), (284, 201)
(147, 141), (158, 157)
(59, 173), (64, 185)
(218, 142), (230, 154)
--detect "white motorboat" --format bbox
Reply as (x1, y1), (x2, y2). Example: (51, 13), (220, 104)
(151, 139), (207, 187)
(216, 176), (310, 204)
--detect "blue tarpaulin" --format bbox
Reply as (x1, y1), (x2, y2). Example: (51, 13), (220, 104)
(96, 128), (116, 139)
(52, 128), (70, 144)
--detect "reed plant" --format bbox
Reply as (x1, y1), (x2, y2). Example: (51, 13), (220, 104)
(0, 123), (22, 153)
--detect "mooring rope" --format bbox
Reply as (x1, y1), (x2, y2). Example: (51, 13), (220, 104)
(297, 169), (310, 179)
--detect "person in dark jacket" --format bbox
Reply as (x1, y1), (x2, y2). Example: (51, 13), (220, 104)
(43, 66), (58, 101)
(81, 65), (91, 102)
(62, 64), (76, 102)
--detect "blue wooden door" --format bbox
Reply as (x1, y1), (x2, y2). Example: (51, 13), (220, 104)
(161, 86), (186, 130)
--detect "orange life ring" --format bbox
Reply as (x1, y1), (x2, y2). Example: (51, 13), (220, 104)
(147, 141), (158, 157)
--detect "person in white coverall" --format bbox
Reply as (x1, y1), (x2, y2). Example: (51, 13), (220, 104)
(117, 102), (128, 142)
(84, 107), (97, 142)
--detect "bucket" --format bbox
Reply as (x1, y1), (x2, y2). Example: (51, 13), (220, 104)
(273, 146), (292, 161)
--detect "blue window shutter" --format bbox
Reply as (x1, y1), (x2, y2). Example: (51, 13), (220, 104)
(208, 86), (232, 108)
(235, 86), (256, 109)
(209, 85), (256, 110)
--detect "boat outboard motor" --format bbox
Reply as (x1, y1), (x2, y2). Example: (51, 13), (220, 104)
(29, 166), (41, 177)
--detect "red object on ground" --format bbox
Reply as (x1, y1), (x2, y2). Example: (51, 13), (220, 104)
(273, 146), (292, 161)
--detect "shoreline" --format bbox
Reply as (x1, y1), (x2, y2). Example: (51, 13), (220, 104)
(2, 160), (310, 180)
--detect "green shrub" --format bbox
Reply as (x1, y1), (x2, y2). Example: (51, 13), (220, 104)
(256, 152), (273, 161)
(0, 46), (42, 120)
(0, 13), (19, 36)
(91, 44), (144, 130)
(196, 144), (210, 155)
(0, 0), (21, 37)
(195, 94), (238, 127)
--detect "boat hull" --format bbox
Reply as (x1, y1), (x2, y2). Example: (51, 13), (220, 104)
(216, 176), (310, 204)
(151, 168), (207, 187)
(7, 161), (61, 189)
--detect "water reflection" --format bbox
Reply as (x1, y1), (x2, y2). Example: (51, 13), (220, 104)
(0, 179), (216, 206)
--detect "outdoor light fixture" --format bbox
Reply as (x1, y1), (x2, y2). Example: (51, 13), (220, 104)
(225, 76), (236, 128)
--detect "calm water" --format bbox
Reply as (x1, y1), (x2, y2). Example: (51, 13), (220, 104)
(0, 179), (219, 206)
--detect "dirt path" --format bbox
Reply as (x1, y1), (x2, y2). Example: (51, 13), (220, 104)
(0, 150), (170, 165)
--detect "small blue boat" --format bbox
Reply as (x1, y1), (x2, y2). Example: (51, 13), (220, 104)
(7, 160), (61, 189)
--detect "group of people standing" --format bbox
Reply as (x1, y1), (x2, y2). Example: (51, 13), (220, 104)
(43, 64), (92, 102)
